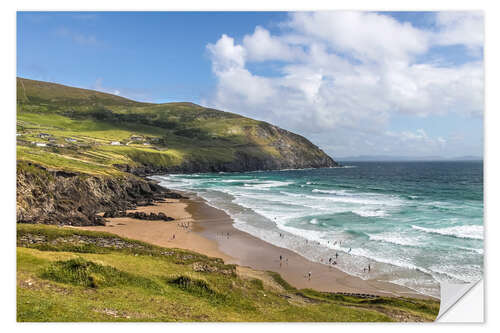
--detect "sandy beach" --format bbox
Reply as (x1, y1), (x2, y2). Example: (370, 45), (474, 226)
(79, 192), (436, 300)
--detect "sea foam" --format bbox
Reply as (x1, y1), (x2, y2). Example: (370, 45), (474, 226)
(411, 225), (483, 240)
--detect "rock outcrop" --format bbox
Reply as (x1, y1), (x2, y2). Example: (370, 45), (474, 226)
(16, 162), (183, 226)
(102, 210), (174, 221)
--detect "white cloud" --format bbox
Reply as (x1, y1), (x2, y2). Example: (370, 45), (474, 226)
(242, 26), (304, 62)
(205, 12), (483, 157)
(288, 12), (430, 64)
(206, 34), (246, 73)
(434, 11), (484, 51)
(384, 129), (449, 154)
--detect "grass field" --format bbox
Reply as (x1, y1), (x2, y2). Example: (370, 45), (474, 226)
(17, 224), (440, 322)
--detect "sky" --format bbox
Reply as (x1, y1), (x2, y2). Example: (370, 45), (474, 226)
(17, 11), (484, 159)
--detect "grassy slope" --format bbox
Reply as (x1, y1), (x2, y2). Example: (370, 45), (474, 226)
(17, 78), (332, 176)
(17, 224), (439, 322)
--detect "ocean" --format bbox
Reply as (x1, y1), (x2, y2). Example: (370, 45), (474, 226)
(152, 161), (483, 298)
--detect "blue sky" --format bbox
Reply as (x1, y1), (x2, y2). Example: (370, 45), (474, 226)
(17, 11), (484, 158)
(17, 12), (287, 103)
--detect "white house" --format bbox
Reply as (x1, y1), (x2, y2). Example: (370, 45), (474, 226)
(110, 141), (121, 146)
(65, 138), (77, 143)
(35, 142), (47, 147)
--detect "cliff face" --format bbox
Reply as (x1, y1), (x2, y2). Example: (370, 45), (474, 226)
(116, 124), (337, 176)
(16, 162), (183, 226)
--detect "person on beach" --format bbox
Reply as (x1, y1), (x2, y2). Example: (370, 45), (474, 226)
(280, 255), (282, 261)
(335, 252), (338, 259)
(368, 264), (371, 272)
(308, 272), (312, 280)
(329, 257), (332, 264)
(348, 247), (351, 253)
(172, 234), (175, 240)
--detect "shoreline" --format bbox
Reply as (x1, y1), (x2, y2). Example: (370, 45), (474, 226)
(79, 190), (437, 301)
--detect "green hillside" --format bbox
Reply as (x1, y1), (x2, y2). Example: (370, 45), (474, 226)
(17, 224), (439, 322)
(17, 78), (336, 176)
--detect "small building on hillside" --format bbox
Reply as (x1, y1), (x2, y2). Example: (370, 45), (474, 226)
(110, 141), (121, 146)
(38, 133), (51, 139)
(35, 142), (47, 147)
(65, 138), (77, 143)
(130, 135), (144, 141)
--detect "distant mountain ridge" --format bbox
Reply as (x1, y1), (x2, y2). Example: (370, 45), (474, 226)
(338, 155), (483, 162)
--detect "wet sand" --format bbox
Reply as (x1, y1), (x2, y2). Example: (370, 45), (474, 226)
(79, 193), (436, 300)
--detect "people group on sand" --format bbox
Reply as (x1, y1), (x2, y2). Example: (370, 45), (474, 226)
(177, 221), (191, 232)
(215, 232), (230, 239)
(278, 254), (289, 267)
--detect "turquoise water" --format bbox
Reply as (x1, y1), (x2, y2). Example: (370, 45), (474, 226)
(152, 161), (483, 298)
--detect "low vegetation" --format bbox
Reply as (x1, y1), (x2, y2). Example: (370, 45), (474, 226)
(17, 224), (439, 322)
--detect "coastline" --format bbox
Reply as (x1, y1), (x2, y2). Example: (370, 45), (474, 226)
(79, 190), (437, 301)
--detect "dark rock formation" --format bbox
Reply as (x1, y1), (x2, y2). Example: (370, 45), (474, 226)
(102, 210), (174, 221)
(16, 162), (183, 226)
